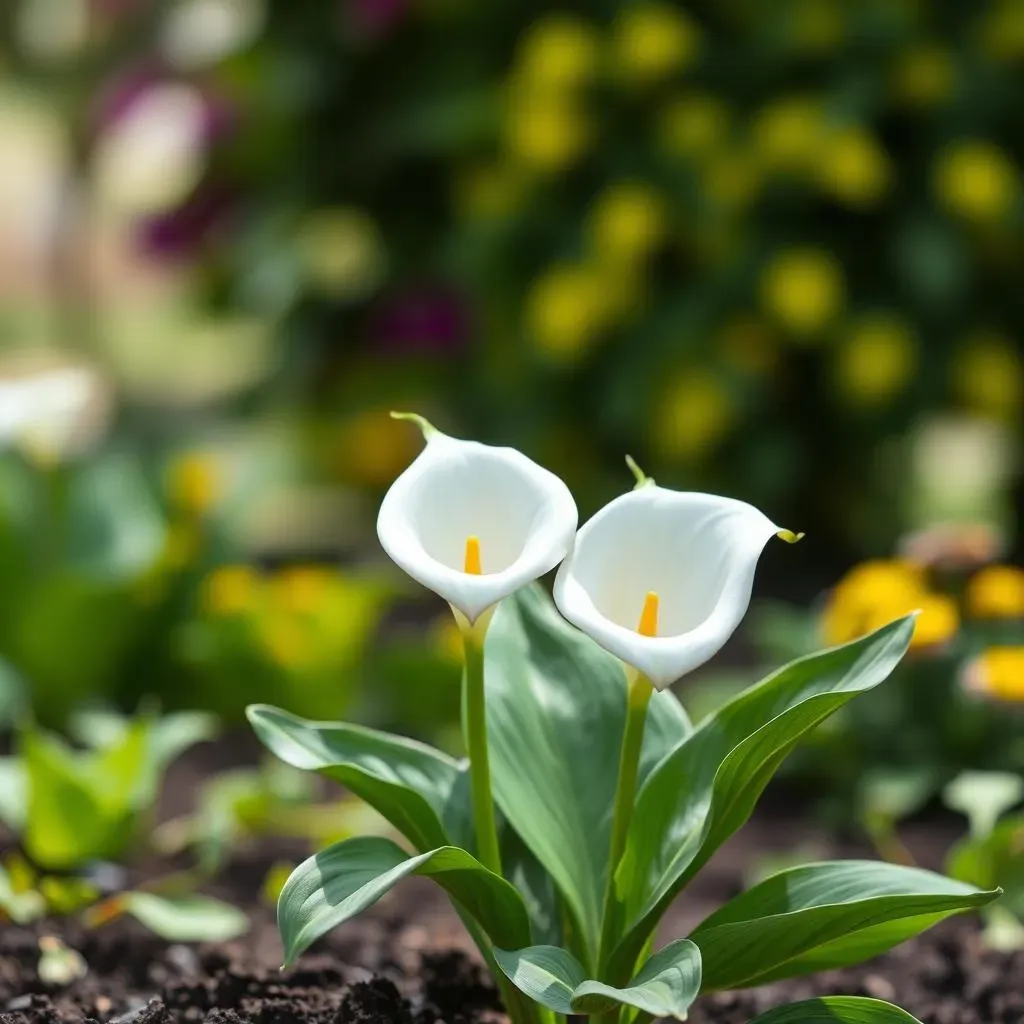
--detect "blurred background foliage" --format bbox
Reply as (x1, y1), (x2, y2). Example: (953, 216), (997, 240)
(0, 0), (1021, 792)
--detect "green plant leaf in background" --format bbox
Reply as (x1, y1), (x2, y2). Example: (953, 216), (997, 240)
(21, 723), (150, 869)
(947, 814), (1024, 921)
(0, 757), (26, 831)
(277, 835), (531, 965)
(943, 771), (1024, 840)
(748, 997), (923, 1023)
(484, 585), (692, 969)
(66, 454), (165, 581)
(121, 892), (249, 941)
(690, 860), (999, 990)
(610, 616), (917, 978)
(495, 938), (701, 1020)
(247, 704), (470, 851)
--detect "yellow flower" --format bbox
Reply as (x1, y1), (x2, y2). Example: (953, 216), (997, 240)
(701, 151), (762, 210)
(455, 163), (526, 222)
(659, 93), (731, 159)
(526, 263), (609, 362)
(823, 560), (958, 651)
(953, 332), (1023, 422)
(297, 208), (384, 301)
(167, 452), (221, 515)
(934, 141), (1020, 223)
(338, 407), (422, 488)
(719, 316), (779, 377)
(611, 3), (700, 84)
(204, 565), (261, 616)
(964, 646), (1024, 701)
(834, 315), (916, 407)
(275, 566), (334, 616)
(822, 560), (926, 646)
(260, 618), (313, 670)
(587, 182), (667, 264)
(816, 127), (892, 207)
(891, 45), (956, 107)
(903, 593), (960, 650)
(503, 93), (591, 174)
(652, 369), (734, 463)
(976, 2), (1024, 61)
(966, 565), (1024, 619)
(760, 248), (845, 338)
(515, 13), (601, 90)
(750, 97), (825, 174)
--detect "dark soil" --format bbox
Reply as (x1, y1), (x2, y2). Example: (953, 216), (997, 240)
(2, 745), (1022, 1023)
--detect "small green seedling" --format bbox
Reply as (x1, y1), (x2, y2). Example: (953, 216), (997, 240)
(251, 589), (998, 1024)
(944, 770), (1024, 950)
(0, 708), (247, 942)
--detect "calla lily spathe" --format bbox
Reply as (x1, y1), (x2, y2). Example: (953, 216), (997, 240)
(377, 418), (578, 624)
(554, 482), (796, 689)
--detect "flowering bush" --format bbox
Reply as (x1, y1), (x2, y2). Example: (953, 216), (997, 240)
(250, 425), (997, 1024)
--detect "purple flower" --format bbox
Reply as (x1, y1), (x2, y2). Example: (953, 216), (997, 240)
(346, 0), (411, 40)
(136, 184), (235, 259)
(368, 288), (470, 356)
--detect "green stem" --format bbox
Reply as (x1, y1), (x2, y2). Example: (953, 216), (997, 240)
(461, 622), (503, 876)
(598, 673), (653, 971)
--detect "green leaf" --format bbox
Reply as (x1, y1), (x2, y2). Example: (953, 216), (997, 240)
(947, 814), (1024, 917)
(0, 864), (45, 923)
(691, 860), (998, 990)
(748, 997), (923, 1023)
(123, 892), (249, 942)
(494, 939), (701, 1020)
(67, 454), (165, 580)
(611, 617), (916, 977)
(21, 723), (150, 869)
(943, 771), (1023, 839)
(278, 835), (530, 965)
(485, 586), (692, 966)
(247, 704), (469, 852)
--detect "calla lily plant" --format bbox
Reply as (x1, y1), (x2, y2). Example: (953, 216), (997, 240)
(249, 422), (999, 1024)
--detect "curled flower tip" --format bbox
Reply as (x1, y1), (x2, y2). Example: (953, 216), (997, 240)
(777, 529), (805, 544)
(625, 454), (655, 489)
(389, 411), (439, 440)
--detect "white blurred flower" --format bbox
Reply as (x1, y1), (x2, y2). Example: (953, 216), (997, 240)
(0, 363), (112, 462)
(93, 84), (207, 215)
(161, 0), (264, 71)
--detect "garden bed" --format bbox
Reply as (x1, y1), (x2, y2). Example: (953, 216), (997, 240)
(3, 807), (1022, 1024)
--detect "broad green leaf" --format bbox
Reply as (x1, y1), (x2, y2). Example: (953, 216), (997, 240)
(611, 617), (916, 977)
(247, 704), (469, 852)
(278, 835), (530, 965)
(494, 939), (701, 1020)
(748, 997), (923, 1023)
(22, 723), (149, 869)
(943, 771), (1023, 839)
(123, 892), (249, 941)
(485, 586), (692, 966)
(691, 860), (998, 990)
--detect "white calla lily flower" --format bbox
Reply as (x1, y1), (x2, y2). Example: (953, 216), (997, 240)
(377, 415), (578, 624)
(554, 467), (800, 689)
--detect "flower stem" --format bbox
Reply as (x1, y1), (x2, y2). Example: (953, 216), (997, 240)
(460, 616), (503, 876)
(598, 671), (653, 970)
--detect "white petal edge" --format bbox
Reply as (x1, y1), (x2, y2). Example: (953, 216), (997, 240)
(554, 487), (780, 689)
(377, 432), (578, 623)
